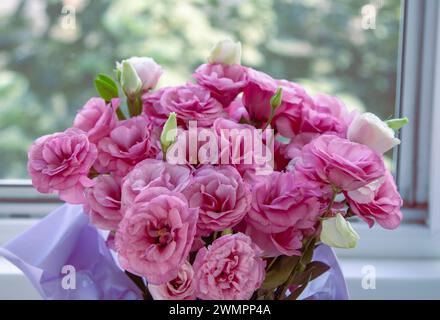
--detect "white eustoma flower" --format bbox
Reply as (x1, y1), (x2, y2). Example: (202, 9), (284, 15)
(320, 213), (360, 249)
(347, 112), (400, 154)
(208, 39), (242, 65)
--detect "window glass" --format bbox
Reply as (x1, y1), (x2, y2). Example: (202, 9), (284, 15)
(0, 0), (401, 179)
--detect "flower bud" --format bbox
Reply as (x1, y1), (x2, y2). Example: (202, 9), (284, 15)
(320, 213), (359, 249)
(270, 87), (283, 110)
(160, 112), (178, 155)
(208, 39), (242, 65)
(117, 57), (163, 93)
(119, 60), (142, 97)
(347, 112), (400, 154)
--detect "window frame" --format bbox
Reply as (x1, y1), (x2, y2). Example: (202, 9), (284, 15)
(1, 0), (440, 260)
(337, 0), (440, 259)
(396, 0), (440, 232)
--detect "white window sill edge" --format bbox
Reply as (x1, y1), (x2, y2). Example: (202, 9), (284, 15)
(1, 256), (439, 300)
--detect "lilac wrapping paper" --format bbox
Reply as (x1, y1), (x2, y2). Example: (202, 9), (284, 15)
(0, 204), (348, 300)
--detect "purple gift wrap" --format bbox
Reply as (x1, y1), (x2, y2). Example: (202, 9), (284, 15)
(0, 204), (348, 300)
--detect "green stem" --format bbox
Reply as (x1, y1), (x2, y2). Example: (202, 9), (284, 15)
(325, 186), (340, 217)
(262, 108), (275, 131)
(266, 256), (279, 272)
(212, 231), (220, 241)
(116, 108), (127, 120)
(127, 95), (142, 117)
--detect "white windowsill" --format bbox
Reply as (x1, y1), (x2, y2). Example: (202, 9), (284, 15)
(1, 255), (439, 300)
(340, 258), (440, 299)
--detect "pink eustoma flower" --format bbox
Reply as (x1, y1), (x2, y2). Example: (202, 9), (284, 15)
(121, 159), (191, 213)
(84, 174), (122, 230)
(95, 115), (160, 176)
(299, 94), (355, 137)
(148, 260), (196, 300)
(240, 171), (322, 256)
(193, 63), (248, 107)
(193, 233), (266, 300)
(224, 97), (250, 122)
(296, 134), (386, 191)
(27, 128), (97, 204)
(142, 88), (169, 126)
(115, 187), (198, 284)
(182, 165), (251, 236)
(242, 69), (314, 137)
(272, 80), (315, 138)
(161, 83), (226, 128)
(347, 171), (403, 229)
(73, 97), (119, 144)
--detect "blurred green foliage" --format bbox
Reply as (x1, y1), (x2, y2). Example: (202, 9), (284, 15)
(0, 0), (400, 178)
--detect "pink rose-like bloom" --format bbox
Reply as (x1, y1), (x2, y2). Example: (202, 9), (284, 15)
(121, 159), (191, 213)
(193, 233), (266, 300)
(241, 171), (322, 256)
(347, 171), (403, 230)
(84, 174), (122, 230)
(277, 132), (320, 171)
(165, 118), (273, 181)
(296, 134), (385, 191)
(161, 84), (226, 128)
(27, 128), (97, 204)
(242, 69), (315, 137)
(225, 97), (250, 122)
(115, 187), (198, 284)
(142, 88), (169, 126)
(211, 118), (274, 181)
(300, 94), (355, 137)
(148, 260), (196, 300)
(96, 116), (160, 176)
(242, 68), (277, 125)
(272, 80), (315, 138)
(73, 97), (119, 144)
(193, 63), (248, 107)
(182, 165), (251, 236)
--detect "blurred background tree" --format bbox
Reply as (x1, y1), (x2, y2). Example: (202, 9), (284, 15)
(0, 0), (401, 178)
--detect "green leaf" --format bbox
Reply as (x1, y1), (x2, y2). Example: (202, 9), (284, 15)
(290, 261), (330, 286)
(298, 237), (317, 271)
(97, 73), (118, 92)
(260, 255), (300, 290)
(385, 117), (409, 131)
(94, 74), (119, 102)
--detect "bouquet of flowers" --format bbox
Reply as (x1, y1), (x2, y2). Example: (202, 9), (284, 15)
(25, 39), (408, 300)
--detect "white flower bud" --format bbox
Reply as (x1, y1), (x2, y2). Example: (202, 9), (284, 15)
(347, 112), (400, 154)
(208, 39), (242, 65)
(119, 60), (142, 97)
(320, 213), (360, 249)
(117, 57), (163, 94)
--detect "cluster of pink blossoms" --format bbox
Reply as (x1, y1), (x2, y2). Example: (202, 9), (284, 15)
(27, 40), (404, 300)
